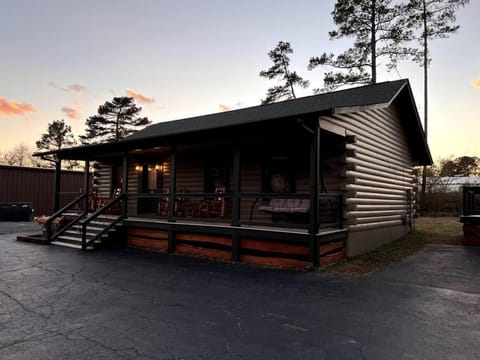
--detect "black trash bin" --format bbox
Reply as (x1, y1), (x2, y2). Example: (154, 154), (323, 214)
(0, 202), (34, 221)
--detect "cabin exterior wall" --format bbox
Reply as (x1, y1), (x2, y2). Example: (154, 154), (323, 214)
(320, 104), (415, 256)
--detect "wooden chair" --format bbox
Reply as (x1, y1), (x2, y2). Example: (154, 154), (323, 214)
(200, 199), (224, 217)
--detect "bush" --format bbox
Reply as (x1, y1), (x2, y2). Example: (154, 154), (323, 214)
(420, 190), (462, 216)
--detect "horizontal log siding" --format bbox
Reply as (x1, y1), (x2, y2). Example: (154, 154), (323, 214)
(176, 150), (205, 194)
(93, 162), (111, 197)
(320, 105), (414, 231)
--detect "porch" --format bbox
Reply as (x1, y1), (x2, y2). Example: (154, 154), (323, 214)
(46, 116), (349, 268)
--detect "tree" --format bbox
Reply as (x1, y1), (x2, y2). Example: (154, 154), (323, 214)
(259, 41), (309, 104)
(2, 143), (33, 166)
(439, 156), (479, 177)
(309, 0), (413, 91)
(36, 119), (76, 151)
(404, 0), (470, 200)
(36, 119), (78, 169)
(80, 97), (151, 144)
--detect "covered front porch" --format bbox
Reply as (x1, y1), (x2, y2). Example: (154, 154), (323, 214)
(46, 116), (348, 268)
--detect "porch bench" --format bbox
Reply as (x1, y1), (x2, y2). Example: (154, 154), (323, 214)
(258, 198), (310, 214)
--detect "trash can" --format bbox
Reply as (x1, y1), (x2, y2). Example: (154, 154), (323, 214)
(0, 202), (34, 221)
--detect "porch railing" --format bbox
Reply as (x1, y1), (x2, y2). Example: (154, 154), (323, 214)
(81, 194), (126, 250)
(46, 193), (88, 242)
(130, 192), (344, 231)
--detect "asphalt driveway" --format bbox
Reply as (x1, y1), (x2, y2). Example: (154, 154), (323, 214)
(1, 232), (479, 360)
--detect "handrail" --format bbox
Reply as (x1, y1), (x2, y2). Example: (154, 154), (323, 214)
(46, 193), (87, 240)
(81, 194), (126, 250)
(84, 215), (124, 249)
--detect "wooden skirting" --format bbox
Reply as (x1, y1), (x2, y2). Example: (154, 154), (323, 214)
(462, 225), (480, 246)
(125, 223), (347, 270)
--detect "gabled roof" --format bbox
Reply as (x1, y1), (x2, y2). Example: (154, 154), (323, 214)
(126, 79), (407, 142)
(35, 79), (432, 165)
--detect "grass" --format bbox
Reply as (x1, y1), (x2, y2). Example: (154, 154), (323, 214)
(323, 217), (464, 276)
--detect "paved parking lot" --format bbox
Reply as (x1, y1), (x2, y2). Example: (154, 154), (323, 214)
(1, 231), (479, 359)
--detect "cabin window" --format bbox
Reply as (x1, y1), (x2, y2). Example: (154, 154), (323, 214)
(204, 159), (229, 194)
(261, 155), (296, 194)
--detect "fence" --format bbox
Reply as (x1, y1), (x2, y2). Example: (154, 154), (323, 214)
(0, 165), (84, 217)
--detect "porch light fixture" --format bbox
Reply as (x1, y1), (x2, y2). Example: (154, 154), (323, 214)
(155, 163), (163, 172)
(135, 165), (142, 172)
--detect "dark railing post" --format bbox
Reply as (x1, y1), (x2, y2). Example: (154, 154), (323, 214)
(122, 153), (128, 216)
(309, 125), (319, 267)
(81, 221), (87, 250)
(83, 160), (90, 215)
(231, 141), (241, 227)
(54, 158), (62, 212)
(168, 145), (177, 222)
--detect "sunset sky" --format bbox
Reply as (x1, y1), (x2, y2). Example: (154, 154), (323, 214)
(1, 0), (478, 162)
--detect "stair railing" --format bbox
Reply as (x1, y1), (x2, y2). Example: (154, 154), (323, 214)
(46, 193), (88, 242)
(81, 193), (126, 250)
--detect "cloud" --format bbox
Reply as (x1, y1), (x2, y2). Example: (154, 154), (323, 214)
(126, 89), (155, 104)
(219, 104), (231, 112)
(49, 81), (86, 93)
(218, 102), (243, 112)
(67, 83), (86, 92)
(61, 106), (80, 120)
(0, 96), (37, 116)
(472, 78), (480, 88)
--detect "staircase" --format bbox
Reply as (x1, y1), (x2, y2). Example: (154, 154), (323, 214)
(51, 214), (121, 250)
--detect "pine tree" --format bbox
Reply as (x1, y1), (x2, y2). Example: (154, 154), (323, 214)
(36, 119), (78, 169)
(405, 0), (469, 200)
(36, 119), (76, 151)
(309, 0), (413, 91)
(80, 97), (151, 144)
(260, 41), (309, 104)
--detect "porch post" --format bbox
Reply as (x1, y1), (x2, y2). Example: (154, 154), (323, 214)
(122, 153), (128, 216)
(231, 141), (241, 227)
(54, 158), (62, 212)
(83, 160), (90, 214)
(168, 145), (177, 222)
(308, 124), (319, 267)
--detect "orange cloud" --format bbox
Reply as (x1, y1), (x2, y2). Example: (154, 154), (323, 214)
(126, 89), (155, 104)
(0, 97), (36, 116)
(472, 78), (480, 88)
(61, 106), (80, 120)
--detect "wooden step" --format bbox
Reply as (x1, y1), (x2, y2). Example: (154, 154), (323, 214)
(51, 240), (94, 250)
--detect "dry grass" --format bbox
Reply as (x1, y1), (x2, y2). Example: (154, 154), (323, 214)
(323, 217), (463, 276)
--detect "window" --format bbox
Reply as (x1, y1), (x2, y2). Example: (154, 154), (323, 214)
(204, 159), (229, 194)
(261, 155), (296, 194)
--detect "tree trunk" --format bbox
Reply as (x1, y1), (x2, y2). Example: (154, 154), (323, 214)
(371, 0), (377, 83)
(421, 0), (429, 205)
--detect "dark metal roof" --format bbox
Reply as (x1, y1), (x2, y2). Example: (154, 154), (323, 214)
(125, 79), (407, 142)
(35, 79), (431, 165)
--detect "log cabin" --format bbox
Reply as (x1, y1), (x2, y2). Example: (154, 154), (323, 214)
(35, 79), (432, 269)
